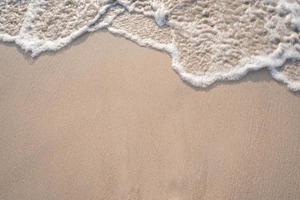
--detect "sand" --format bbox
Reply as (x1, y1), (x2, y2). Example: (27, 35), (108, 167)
(0, 32), (300, 200)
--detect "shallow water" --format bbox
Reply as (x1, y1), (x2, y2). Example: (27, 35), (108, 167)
(1, 0), (300, 91)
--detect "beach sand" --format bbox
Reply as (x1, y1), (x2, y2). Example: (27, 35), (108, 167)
(0, 32), (300, 200)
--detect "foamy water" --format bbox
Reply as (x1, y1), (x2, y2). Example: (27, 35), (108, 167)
(1, 0), (300, 91)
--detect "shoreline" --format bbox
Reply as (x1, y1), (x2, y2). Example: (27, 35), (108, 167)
(1, 30), (300, 94)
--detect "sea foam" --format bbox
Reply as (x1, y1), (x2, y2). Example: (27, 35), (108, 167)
(1, 0), (300, 91)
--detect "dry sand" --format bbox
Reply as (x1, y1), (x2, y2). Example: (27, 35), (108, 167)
(0, 32), (300, 200)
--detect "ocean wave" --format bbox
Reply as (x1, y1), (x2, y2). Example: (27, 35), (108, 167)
(1, 0), (300, 91)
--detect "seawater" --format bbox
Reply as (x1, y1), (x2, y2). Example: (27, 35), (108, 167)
(1, 0), (300, 91)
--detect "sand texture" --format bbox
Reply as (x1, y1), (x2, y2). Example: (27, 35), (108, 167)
(1, 32), (300, 200)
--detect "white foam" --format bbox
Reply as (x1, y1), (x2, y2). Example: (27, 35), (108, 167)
(0, 0), (300, 91)
(107, 23), (300, 91)
(0, 0), (112, 56)
(151, 2), (169, 27)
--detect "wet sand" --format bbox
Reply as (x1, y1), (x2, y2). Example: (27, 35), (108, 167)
(0, 32), (300, 200)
